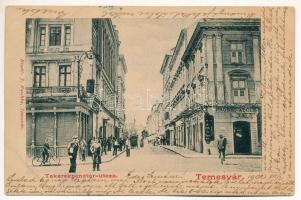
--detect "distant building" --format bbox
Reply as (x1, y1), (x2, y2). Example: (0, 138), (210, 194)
(116, 55), (127, 137)
(146, 102), (164, 137)
(160, 19), (261, 155)
(25, 18), (126, 156)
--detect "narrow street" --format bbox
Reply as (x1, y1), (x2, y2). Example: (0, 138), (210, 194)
(32, 143), (261, 174)
(102, 143), (261, 172)
(23, 18), (263, 176)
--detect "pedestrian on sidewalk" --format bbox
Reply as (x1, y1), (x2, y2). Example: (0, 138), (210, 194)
(118, 138), (123, 151)
(217, 134), (227, 163)
(140, 137), (144, 148)
(42, 138), (50, 164)
(79, 138), (87, 161)
(101, 137), (107, 155)
(122, 138), (126, 149)
(107, 136), (112, 152)
(90, 138), (101, 171)
(125, 138), (131, 157)
(67, 136), (79, 173)
(112, 137), (119, 156)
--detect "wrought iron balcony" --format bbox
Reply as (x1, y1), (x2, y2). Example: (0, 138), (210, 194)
(26, 86), (78, 98)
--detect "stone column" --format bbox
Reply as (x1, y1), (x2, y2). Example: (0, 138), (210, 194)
(253, 33), (261, 103)
(216, 33), (225, 103)
(60, 24), (65, 50)
(80, 112), (83, 139)
(184, 124), (189, 148)
(85, 115), (88, 140)
(182, 125), (184, 146)
(192, 124), (195, 150)
(76, 110), (80, 138)
(196, 49), (201, 72)
(180, 126), (182, 146)
(53, 107), (57, 157)
(95, 114), (99, 138)
(45, 25), (49, 50)
(31, 108), (35, 157)
(177, 127), (180, 146)
(206, 34), (216, 103)
(250, 122), (259, 155)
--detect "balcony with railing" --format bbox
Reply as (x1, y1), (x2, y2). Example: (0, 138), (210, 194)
(26, 86), (78, 98)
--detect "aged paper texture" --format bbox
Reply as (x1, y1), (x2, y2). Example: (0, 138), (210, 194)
(4, 6), (294, 196)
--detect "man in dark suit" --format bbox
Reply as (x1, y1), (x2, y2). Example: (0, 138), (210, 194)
(217, 134), (227, 163)
(42, 139), (50, 164)
(90, 138), (101, 171)
(68, 136), (79, 173)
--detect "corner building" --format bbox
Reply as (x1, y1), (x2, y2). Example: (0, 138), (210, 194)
(25, 19), (125, 157)
(162, 19), (261, 155)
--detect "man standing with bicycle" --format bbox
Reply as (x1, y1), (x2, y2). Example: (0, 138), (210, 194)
(42, 139), (50, 164)
(217, 134), (227, 164)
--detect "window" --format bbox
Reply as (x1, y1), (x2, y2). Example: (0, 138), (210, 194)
(232, 80), (248, 103)
(34, 66), (46, 87)
(59, 65), (71, 86)
(64, 25), (71, 46)
(230, 43), (245, 64)
(39, 27), (46, 46)
(49, 26), (61, 46)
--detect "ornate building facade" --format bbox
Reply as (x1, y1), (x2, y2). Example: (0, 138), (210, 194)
(161, 19), (261, 155)
(146, 102), (164, 137)
(25, 18), (126, 157)
(116, 55), (127, 136)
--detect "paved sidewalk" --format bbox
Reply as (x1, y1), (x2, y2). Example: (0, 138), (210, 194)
(159, 145), (261, 159)
(64, 150), (126, 165)
(29, 150), (125, 166)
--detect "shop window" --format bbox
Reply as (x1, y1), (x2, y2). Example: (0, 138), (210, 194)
(34, 66), (46, 87)
(230, 43), (245, 64)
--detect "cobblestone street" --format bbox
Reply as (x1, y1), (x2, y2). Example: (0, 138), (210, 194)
(31, 143), (261, 174)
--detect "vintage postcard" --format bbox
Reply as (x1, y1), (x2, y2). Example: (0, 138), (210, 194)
(4, 6), (294, 196)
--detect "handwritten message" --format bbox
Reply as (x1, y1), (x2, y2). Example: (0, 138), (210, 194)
(15, 6), (257, 19)
(5, 172), (294, 195)
(261, 7), (294, 179)
(5, 6), (295, 196)
(17, 7), (68, 18)
(97, 6), (256, 19)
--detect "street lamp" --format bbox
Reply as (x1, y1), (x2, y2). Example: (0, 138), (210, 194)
(75, 51), (94, 101)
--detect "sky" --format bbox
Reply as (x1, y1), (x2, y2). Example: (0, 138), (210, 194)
(113, 19), (198, 131)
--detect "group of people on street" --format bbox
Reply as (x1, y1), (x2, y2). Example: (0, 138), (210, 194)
(147, 135), (168, 146)
(66, 135), (132, 173)
(43, 133), (227, 173)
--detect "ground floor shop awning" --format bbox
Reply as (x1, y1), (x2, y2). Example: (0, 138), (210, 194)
(170, 103), (207, 124)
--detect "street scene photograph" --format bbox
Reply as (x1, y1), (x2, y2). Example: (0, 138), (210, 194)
(25, 18), (262, 173)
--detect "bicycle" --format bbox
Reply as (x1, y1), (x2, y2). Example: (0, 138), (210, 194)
(32, 151), (61, 166)
(218, 149), (226, 165)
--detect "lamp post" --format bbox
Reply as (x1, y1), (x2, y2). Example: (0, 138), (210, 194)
(75, 51), (94, 101)
(76, 57), (81, 99)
